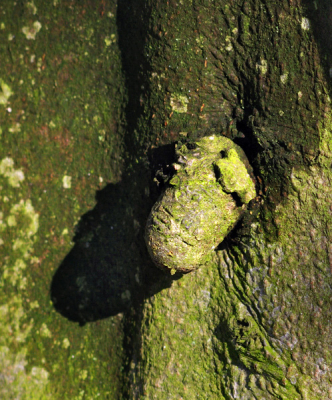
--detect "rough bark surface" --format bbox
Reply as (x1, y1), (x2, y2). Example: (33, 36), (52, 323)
(117, 0), (332, 398)
(2, 0), (332, 398)
(0, 1), (125, 398)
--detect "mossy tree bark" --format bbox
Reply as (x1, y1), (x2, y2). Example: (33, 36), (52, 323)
(116, 0), (332, 399)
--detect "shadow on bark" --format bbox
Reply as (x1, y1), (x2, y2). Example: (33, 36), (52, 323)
(116, 0), (152, 154)
(51, 0), (161, 326)
(302, 0), (332, 91)
(50, 146), (183, 326)
(50, 0), (332, 328)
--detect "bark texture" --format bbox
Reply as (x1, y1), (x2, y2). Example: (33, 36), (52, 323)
(117, 0), (332, 398)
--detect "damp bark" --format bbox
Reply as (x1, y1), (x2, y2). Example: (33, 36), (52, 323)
(116, 0), (332, 399)
(0, 1), (125, 398)
(2, 0), (332, 399)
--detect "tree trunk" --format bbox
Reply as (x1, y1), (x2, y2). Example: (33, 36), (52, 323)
(0, 1), (125, 398)
(117, 0), (332, 398)
(2, 0), (331, 398)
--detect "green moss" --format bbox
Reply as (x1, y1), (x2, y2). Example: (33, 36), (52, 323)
(120, 0), (332, 398)
(145, 136), (255, 273)
(214, 148), (256, 204)
(0, 0), (125, 398)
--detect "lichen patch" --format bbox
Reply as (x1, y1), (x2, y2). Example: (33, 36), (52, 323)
(22, 21), (42, 40)
(0, 158), (25, 187)
(256, 59), (268, 75)
(280, 73), (288, 84)
(0, 79), (13, 105)
(301, 17), (310, 31)
(62, 175), (72, 189)
(170, 94), (189, 113)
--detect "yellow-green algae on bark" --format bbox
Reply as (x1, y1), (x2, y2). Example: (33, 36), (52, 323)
(0, 0), (125, 398)
(0, 158), (49, 398)
(136, 61), (332, 400)
(145, 136), (256, 274)
(138, 163), (332, 399)
(121, 0), (332, 397)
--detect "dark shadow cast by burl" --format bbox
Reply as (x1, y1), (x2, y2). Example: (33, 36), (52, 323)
(50, 149), (181, 326)
(51, 0), (181, 326)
